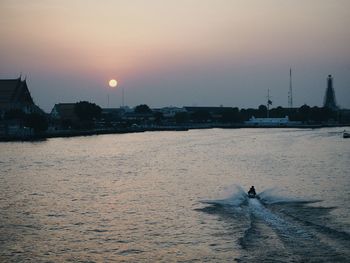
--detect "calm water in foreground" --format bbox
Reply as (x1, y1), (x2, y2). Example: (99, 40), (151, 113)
(0, 128), (349, 262)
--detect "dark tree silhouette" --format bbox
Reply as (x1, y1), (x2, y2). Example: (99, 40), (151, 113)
(221, 108), (241, 123)
(153, 112), (163, 124)
(191, 110), (210, 122)
(134, 104), (152, 114)
(175, 112), (189, 123)
(309, 107), (335, 122)
(270, 106), (285, 118)
(74, 101), (101, 121)
(257, 105), (267, 117)
(298, 104), (311, 122)
(61, 119), (73, 129)
(240, 108), (256, 121)
(24, 113), (48, 133)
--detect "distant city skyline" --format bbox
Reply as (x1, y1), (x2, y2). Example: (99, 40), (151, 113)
(1, 0), (349, 112)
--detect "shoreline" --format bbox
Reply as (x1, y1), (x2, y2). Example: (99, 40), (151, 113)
(1, 123), (349, 142)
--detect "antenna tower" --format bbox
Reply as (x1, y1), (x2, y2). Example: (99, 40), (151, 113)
(288, 68), (293, 108)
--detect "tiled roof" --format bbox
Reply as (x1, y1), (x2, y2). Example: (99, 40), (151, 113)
(0, 78), (34, 104)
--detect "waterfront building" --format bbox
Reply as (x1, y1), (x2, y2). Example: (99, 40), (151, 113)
(184, 106), (234, 120)
(50, 103), (79, 129)
(245, 116), (289, 126)
(122, 111), (154, 122)
(0, 76), (43, 117)
(101, 108), (123, 120)
(51, 103), (79, 121)
(153, 107), (187, 118)
(245, 116), (301, 126)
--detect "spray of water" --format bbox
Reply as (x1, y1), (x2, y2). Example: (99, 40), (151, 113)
(200, 184), (247, 207)
(198, 186), (350, 262)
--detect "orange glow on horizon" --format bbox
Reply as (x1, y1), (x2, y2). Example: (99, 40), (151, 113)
(1, 0), (349, 94)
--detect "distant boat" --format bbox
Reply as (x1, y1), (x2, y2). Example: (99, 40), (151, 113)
(343, 131), (350, 138)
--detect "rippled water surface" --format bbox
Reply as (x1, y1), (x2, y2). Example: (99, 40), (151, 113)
(0, 128), (349, 262)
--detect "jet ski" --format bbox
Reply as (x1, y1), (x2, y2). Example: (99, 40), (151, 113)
(248, 192), (256, 198)
(247, 186), (257, 198)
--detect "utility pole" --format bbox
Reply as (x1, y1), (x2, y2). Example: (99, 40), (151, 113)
(267, 89), (272, 118)
(122, 86), (125, 107)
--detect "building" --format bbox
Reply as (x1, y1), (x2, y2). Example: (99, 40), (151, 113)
(0, 76), (45, 137)
(50, 103), (79, 122)
(245, 116), (301, 126)
(153, 107), (186, 118)
(323, 75), (338, 110)
(50, 103), (80, 129)
(0, 77), (43, 117)
(184, 106), (234, 120)
(101, 108), (123, 120)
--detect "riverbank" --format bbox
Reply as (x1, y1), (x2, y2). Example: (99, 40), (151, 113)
(1, 123), (349, 142)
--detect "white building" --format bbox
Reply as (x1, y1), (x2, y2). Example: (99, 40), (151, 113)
(245, 116), (300, 126)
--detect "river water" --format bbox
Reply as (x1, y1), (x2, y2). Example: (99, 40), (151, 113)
(0, 128), (349, 262)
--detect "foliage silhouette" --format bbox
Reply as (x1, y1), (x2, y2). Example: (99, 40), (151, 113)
(135, 104), (152, 114)
(24, 113), (48, 132)
(74, 101), (101, 121)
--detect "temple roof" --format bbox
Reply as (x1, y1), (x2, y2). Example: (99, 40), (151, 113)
(0, 77), (34, 104)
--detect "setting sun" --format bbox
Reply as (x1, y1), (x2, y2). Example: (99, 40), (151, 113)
(109, 79), (118, 88)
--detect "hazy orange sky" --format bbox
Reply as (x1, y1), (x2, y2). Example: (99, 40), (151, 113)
(1, 0), (349, 111)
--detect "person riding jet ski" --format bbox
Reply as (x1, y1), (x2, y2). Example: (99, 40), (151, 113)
(248, 186), (256, 198)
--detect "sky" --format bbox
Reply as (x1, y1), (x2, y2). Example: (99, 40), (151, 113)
(1, 0), (349, 112)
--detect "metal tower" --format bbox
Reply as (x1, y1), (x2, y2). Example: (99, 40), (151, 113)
(288, 68), (293, 108)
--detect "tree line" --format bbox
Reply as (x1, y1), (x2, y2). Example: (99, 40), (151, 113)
(172, 105), (339, 124)
(1, 101), (344, 133)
